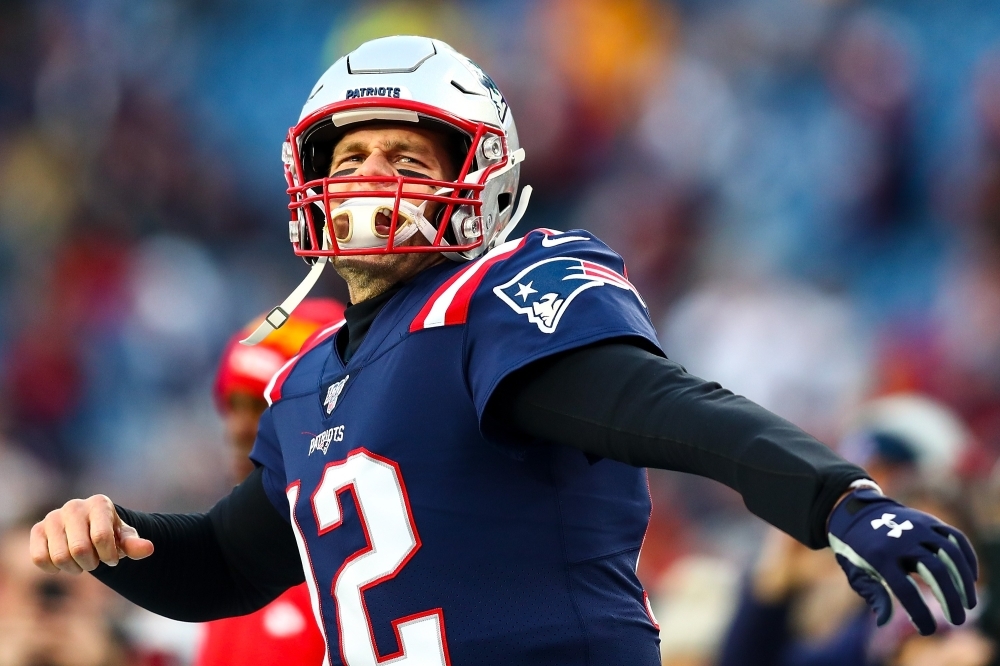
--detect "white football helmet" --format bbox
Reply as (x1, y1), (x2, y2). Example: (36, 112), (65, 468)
(243, 35), (531, 345)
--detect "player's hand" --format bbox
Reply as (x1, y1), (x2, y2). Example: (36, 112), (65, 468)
(29, 495), (154, 574)
(828, 489), (977, 635)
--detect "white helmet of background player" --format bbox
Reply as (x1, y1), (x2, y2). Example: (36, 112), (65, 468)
(243, 35), (531, 345)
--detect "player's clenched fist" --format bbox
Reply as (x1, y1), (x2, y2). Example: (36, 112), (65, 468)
(29, 495), (154, 574)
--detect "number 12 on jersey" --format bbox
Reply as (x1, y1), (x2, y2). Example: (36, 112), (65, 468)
(287, 449), (451, 666)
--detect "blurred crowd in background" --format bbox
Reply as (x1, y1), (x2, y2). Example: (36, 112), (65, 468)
(4, 0), (1000, 664)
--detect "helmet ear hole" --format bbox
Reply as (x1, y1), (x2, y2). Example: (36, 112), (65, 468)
(497, 192), (512, 213)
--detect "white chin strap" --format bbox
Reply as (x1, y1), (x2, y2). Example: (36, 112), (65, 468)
(492, 185), (532, 247)
(240, 255), (329, 346)
(241, 197), (436, 346)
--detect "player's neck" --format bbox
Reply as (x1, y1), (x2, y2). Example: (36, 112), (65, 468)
(340, 283), (404, 363)
(334, 253), (445, 304)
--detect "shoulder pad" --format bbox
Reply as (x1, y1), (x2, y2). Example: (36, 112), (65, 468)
(409, 229), (582, 331)
(264, 319), (345, 405)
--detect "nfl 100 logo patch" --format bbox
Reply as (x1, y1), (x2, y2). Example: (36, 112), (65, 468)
(323, 375), (349, 415)
(494, 257), (645, 333)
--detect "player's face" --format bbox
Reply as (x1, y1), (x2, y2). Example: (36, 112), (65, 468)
(224, 391), (269, 483)
(326, 125), (457, 302)
(328, 124), (457, 240)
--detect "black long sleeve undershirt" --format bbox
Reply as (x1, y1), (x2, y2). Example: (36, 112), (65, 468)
(93, 466), (304, 621)
(495, 341), (868, 548)
(92, 341), (868, 621)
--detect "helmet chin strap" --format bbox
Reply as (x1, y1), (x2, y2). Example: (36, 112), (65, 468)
(492, 185), (532, 247)
(240, 255), (329, 346)
(241, 194), (437, 346)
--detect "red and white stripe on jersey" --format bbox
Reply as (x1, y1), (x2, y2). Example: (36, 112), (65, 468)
(264, 319), (345, 406)
(571, 260), (645, 307)
(642, 591), (660, 631)
(409, 230), (557, 332)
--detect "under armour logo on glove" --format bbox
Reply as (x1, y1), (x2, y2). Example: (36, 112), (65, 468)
(870, 513), (913, 538)
(828, 489), (978, 636)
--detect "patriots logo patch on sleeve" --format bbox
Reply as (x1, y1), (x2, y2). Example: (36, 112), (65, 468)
(494, 257), (644, 333)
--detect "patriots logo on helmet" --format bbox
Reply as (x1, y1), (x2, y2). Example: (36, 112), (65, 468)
(494, 257), (644, 334)
(459, 56), (508, 122)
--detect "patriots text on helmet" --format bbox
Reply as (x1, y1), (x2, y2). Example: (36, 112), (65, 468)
(344, 87), (402, 99)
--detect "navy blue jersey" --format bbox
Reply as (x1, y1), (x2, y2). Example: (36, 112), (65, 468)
(250, 229), (663, 666)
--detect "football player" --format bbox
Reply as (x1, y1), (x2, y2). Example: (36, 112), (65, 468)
(31, 37), (978, 666)
(195, 298), (343, 666)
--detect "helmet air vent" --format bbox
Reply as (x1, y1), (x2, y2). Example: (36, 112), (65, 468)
(451, 80), (479, 95)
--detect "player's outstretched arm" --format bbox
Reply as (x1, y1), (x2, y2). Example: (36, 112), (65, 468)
(497, 340), (866, 547)
(28, 467), (304, 622)
(30, 494), (154, 573)
(496, 339), (978, 634)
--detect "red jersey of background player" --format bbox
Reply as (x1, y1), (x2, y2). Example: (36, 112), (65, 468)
(194, 298), (344, 666)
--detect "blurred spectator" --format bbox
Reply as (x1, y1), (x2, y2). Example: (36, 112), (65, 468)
(824, 10), (919, 236)
(533, 0), (675, 133)
(122, 235), (230, 388)
(500, 0), (677, 208)
(661, 277), (868, 444)
(929, 50), (1000, 398)
(839, 393), (973, 494)
(652, 555), (739, 666)
(210, 298), (343, 480)
(324, 1), (477, 66)
(0, 439), (60, 532)
(636, 55), (742, 188)
(0, 519), (133, 666)
(717, 528), (871, 666)
(0, 131), (77, 254)
(572, 167), (704, 321)
(2, 325), (84, 469)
